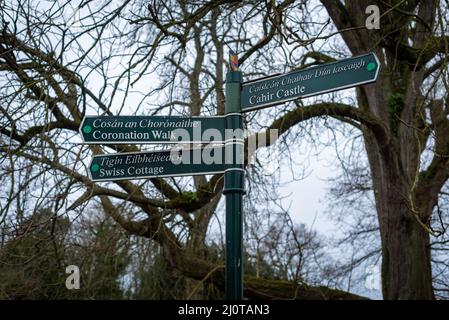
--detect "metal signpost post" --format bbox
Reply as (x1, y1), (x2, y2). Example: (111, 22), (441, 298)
(81, 51), (380, 301)
(224, 67), (244, 300)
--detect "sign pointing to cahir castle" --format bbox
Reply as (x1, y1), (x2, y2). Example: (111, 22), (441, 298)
(241, 52), (380, 112)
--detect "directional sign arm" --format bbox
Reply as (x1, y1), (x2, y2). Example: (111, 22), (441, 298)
(241, 52), (380, 112)
(88, 146), (229, 182)
(80, 115), (226, 144)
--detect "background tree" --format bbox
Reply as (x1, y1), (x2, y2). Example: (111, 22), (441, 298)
(0, 208), (69, 299)
(70, 207), (130, 299)
(0, 205), (129, 299)
(0, 0), (448, 300)
(317, 0), (449, 299)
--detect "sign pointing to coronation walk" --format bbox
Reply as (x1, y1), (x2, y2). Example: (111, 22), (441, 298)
(80, 115), (226, 144)
(88, 145), (241, 182)
(241, 52), (380, 112)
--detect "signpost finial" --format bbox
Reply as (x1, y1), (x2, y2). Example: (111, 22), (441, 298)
(229, 50), (239, 71)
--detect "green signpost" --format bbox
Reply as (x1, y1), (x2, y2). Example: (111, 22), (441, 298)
(224, 70), (244, 300)
(80, 115), (226, 144)
(88, 146), (228, 182)
(241, 52), (380, 112)
(81, 51), (380, 301)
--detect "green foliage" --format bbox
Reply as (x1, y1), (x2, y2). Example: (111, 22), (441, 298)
(244, 251), (288, 280)
(71, 214), (130, 299)
(388, 92), (405, 135)
(0, 208), (70, 299)
(183, 191), (199, 202)
(130, 249), (182, 299)
(0, 206), (326, 300)
(0, 207), (130, 299)
(129, 241), (224, 299)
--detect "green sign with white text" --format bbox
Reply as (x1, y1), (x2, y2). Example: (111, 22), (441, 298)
(80, 115), (226, 144)
(241, 52), (380, 112)
(88, 145), (236, 182)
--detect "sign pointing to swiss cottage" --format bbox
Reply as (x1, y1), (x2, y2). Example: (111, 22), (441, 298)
(241, 52), (380, 112)
(87, 145), (242, 182)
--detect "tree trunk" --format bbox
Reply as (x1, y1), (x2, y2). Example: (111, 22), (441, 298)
(364, 131), (434, 299)
(321, 0), (442, 299)
(164, 248), (368, 300)
(378, 180), (434, 299)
